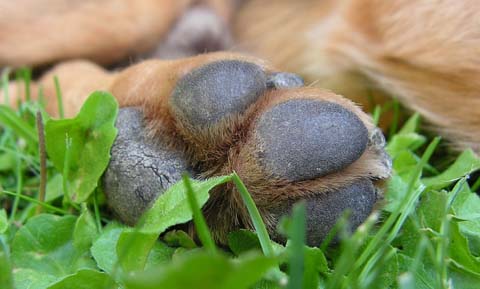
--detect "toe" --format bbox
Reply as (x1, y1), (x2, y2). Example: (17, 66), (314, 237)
(266, 72), (304, 89)
(103, 108), (188, 225)
(269, 178), (377, 246)
(170, 60), (267, 129)
(255, 99), (369, 181)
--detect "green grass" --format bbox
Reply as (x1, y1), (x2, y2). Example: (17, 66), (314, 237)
(0, 70), (479, 289)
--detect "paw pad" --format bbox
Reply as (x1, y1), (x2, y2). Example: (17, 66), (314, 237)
(170, 60), (266, 128)
(104, 60), (391, 244)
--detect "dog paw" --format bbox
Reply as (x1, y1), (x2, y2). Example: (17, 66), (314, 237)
(103, 60), (391, 246)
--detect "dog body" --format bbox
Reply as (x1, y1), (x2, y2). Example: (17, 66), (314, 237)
(2, 0), (477, 242)
(1, 0), (479, 151)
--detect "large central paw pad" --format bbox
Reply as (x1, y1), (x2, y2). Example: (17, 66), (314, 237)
(103, 60), (391, 246)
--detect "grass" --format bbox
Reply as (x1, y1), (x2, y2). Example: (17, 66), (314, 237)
(0, 69), (479, 289)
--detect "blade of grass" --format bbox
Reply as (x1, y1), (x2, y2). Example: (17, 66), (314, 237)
(0, 238), (14, 289)
(232, 172), (274, 257)
(16, 68), (31, 102)
(62, 134), (72, 202)
(0, 105), (38, 144)
(1, 68), (10, 104)
(1, 190), (68, 214)
(389, 99), (400, 137)
(353, 137), (441, 275)
(0, 146), (41, 172)
(8, 150), (23, 223)
(471, 176), (480, 192)
(433, 178), (466, 288)
(372, 105), (382, 126)
(327, 212), (379, 289)
(182, 173), (217, 254)
(35, 111), (47, 215)
(287, 201), (306, 289)
(54, 76), (64, 119)
(232, 172), (287, 285)
(93, 189), (102, 233)
(319, 211), (350, 252)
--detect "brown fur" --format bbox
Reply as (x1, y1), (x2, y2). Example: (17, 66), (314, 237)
(1, 0), (479, 152)
(7, 52), (386, 241)
(234, 0), (480, 152)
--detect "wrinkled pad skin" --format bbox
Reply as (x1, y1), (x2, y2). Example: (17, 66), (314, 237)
(270, 178), (377, 246)
(266, 72), (304, 89)
(170, 60), (267, 127)
(103, 108), (188, 225)
(103, 60), (385, 246)
(256, 100), (369, 181)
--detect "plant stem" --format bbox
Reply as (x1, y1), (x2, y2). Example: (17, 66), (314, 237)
(232, 172), (275, 257)
(35, 111), (47, 215)
(183, 174), (217, 254)
(54, 76), (64, 119)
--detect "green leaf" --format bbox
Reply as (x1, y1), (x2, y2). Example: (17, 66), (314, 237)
(0, 152), (16, 172)
(46, 269), (115, 289)
(144, 240), (175, 269)
(228, 230), (262, 256)
(303, 246), (328, 289)
(164, 230), (197, 249)
(11, 214), (96, 288)
(114, 176), (230, 272)
(139, 175), (231, 233)
(419, 190), (480, 283)
(13, 268), (58, 289)
(90, 224), (124, 275)
(384, 174), (410, 212)
(117, 230), (158, 272)
(228, 230), (285, 259)
(451, 183), (480, 256)
(423, 149), (480, 189)
(398, 113), (420, 135)
(0, 105), (38, 144)
(73, 206), (98, 251)
(452, 184), (480, 221)
(45, 91), (118, 203)
(91, 224), (175, 278)
(45, 173), (64, 202)
(0, 209), (7, 233)
(0, 239), (14, 289)
(124, 251), (277, 289)
(397, 254), (435, 289)
(386, 133), (426, 157)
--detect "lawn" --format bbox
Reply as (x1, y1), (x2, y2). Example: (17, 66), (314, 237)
(0, 70), (479, 289)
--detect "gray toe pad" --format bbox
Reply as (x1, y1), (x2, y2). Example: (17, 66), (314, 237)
(256, 99), (369, 181)
(103, 108), (188, 225)
(270, 178), (377, 246)
(170, 60), (267, 128)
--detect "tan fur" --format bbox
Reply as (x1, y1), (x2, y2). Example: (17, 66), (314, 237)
(0, 0), (192, 66)
(1, 0), (479, 153)
(234, 0), (480, 152)
(7, 52), (386, 241)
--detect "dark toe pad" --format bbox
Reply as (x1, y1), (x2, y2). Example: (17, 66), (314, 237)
(170, 60), (267, 128)
(270, 178), (377, 246)
(103, 108), (188, 225)
(255, 100), (369, 181)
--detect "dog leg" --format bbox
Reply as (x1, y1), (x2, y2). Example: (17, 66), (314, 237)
(0, 0), (192, 67)
(28, 53), (390, 244)
(235, 0), (480, 152)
